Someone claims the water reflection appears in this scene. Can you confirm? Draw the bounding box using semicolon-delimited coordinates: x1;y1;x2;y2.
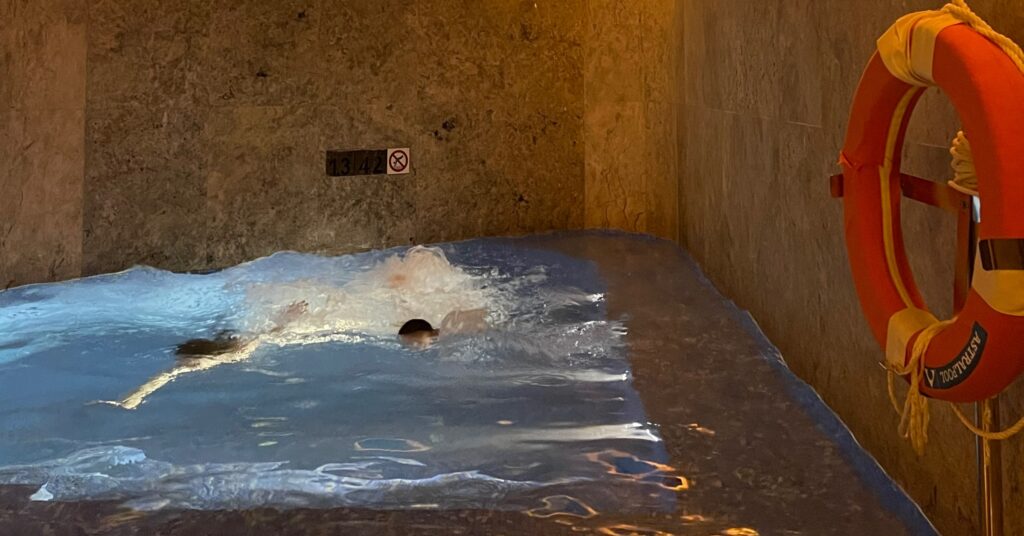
524;495;599;519
353;438;431;453
585;449;689;491
596;524;674;536
685;423;716;437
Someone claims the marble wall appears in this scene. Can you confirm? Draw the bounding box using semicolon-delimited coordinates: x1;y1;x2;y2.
1;0;681;286
583;0;680;240
81;0;589;275
679;1;1024;534
0;1;85;288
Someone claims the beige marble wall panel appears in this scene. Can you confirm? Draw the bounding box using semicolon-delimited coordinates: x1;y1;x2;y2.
318;0;419;107
202;105;322;266
0;0;84;23
641;0;678;105
0;110;83;288
81;1;204;275
584;0;644;105
189;1;320;107
82;105;205;274
680;1;1024;534
72;0;591;276
1;1;86;111
778;0;823;126
584;101;647;231
87;0;189;108
4;0;673;282
406;101;584;246
643;99;678;239
0;1;85;288
584;0;679;239
409;0;586;242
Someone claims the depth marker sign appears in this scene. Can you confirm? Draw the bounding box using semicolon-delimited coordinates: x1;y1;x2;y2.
326;148;412;177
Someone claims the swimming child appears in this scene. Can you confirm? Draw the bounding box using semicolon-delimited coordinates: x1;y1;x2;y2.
398;319;439;348
100;247;491;409
99;301;309;410
398;308;489;349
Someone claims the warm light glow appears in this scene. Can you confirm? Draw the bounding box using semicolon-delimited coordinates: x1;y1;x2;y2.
721;529;760;536
524;495;598;519
686;422;716;436
596;524;673;536
584;449;690;490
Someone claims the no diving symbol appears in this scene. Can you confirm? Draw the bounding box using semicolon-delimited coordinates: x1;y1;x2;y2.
387;148;410;175
389;151;407;171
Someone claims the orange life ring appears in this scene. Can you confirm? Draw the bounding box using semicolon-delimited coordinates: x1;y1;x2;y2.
840;14;1024;403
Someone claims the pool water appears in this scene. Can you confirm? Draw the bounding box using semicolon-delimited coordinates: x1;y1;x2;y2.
0;240;678;514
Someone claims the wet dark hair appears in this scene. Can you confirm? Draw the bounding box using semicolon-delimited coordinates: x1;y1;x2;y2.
176;330;240;358
399;319;434;335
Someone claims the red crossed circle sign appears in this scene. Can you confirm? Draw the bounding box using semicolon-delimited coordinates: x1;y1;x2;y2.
389;149;409;173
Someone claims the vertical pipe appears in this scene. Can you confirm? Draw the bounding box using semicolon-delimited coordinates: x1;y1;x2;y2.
977;398;1003;536
959;199;1002;536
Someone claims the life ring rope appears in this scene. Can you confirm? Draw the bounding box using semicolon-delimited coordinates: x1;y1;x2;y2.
880;0;1024;453
943;0;1024;73
942;0;1024;197
948;131;977;196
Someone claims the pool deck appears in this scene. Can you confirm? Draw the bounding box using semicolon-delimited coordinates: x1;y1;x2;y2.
0;231;936;535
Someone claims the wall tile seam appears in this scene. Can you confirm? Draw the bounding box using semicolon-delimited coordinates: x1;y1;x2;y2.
7;102;90;111
637;6;654;224
688;102;832;129
71;0;90;282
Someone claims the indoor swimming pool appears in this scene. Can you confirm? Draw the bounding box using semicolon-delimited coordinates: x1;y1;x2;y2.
0;232;937;535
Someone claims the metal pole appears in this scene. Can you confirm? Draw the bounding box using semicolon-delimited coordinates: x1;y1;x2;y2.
977;398;1003;536
829;171;1007;534
960;198;1003;536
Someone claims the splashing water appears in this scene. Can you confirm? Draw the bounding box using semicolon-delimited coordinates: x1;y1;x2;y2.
239;246;502;342
0;240;677;513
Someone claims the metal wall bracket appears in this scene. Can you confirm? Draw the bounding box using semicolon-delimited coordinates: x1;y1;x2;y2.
829;174;844;198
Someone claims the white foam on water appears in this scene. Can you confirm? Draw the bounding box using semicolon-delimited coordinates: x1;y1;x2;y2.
240;246;502;340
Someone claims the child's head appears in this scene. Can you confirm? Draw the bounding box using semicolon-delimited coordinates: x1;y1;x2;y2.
398;319;439;348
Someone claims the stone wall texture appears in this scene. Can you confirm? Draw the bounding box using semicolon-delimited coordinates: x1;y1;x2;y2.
1;1;86;288
583;0;680;240
81;0;589;276
679;1;1024;535
2;0;680;286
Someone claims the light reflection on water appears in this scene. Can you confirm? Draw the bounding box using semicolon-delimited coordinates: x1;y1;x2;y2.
0;241;684;517
596;524;675;536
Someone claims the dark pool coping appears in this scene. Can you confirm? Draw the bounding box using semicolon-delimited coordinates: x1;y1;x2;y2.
661;234;939;536
488;229;940;535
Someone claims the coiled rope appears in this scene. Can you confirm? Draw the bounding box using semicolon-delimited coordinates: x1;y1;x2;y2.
948;130;977;196
886;0;1024;455
941;0;1024;197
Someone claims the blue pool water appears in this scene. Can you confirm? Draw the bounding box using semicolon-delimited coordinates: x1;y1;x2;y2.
0;240;677;513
